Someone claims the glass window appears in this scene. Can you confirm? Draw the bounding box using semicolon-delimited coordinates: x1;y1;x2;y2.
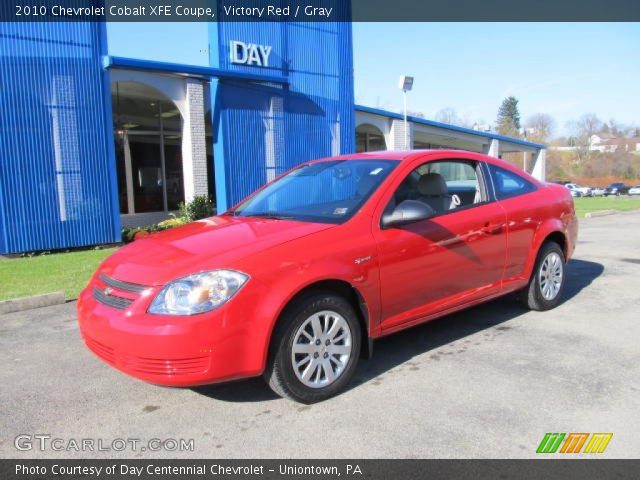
231;160;398;224
385;160;484;217
489;164;537;200
111;81;186;214
356;124;387;153
164;135;185;211
129;135;164;213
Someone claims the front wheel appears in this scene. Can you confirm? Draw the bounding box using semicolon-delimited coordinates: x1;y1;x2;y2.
264;293;361;403
520;242;566;311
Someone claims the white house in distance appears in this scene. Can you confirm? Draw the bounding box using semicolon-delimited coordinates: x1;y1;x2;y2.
589;134;640;153
550;134;640;153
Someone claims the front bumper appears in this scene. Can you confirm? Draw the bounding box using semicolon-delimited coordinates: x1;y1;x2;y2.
77;274;272;387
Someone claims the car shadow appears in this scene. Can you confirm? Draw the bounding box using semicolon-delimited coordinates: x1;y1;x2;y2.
192;258;603;403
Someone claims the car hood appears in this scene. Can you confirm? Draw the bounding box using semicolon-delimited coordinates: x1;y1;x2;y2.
99;216;335;286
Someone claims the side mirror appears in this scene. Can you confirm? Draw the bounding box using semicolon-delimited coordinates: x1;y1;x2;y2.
381;200;435;228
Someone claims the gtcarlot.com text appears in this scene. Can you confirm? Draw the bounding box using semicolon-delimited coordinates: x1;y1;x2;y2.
14;434;194;453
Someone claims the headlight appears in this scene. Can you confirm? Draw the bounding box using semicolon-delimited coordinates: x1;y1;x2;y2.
148;270;249;315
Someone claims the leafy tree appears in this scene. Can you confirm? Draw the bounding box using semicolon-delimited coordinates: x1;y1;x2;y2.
496;96;521;137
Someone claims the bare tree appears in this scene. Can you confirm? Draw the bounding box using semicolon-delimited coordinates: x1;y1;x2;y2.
435;107;460;126
525;113;555;142
566;113;603;167
576;113;603;138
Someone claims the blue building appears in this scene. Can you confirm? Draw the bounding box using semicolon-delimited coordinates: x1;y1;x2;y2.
0;13;545;255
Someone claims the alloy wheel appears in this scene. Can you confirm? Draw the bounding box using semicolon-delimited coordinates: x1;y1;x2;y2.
290;310;352;389
539;252;563;300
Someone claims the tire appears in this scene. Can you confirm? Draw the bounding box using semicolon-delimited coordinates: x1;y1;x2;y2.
520;242;566;311
264;292;361;403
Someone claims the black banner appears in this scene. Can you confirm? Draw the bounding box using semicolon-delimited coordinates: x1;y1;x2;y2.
2;460;639;480
1;0;640;22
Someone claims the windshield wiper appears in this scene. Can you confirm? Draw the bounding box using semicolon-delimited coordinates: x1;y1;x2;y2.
239;212;293;220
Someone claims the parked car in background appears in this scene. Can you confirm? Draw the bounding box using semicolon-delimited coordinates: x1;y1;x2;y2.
591;186;606;196
604;182;630;196
565;183;592;197
628;185;640;196
78;150;578;403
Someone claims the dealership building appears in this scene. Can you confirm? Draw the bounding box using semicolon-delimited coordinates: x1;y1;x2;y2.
0;16;546;254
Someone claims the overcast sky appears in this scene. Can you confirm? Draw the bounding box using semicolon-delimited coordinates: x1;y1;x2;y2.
108;22;640;136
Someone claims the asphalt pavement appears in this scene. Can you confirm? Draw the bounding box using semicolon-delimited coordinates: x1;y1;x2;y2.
1;212;639;458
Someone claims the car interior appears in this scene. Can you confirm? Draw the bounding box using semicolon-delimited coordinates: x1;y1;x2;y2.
384;160;485;218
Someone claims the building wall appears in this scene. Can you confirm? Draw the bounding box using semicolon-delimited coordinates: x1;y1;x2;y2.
0;22;119;254
210;14;355;210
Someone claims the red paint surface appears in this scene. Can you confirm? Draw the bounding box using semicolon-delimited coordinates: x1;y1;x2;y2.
77;151;577;386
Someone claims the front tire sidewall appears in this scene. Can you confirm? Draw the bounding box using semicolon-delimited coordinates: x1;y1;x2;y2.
268;294;361;403
526;242;566;311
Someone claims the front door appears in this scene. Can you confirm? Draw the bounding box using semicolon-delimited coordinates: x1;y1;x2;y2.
373;158;507;331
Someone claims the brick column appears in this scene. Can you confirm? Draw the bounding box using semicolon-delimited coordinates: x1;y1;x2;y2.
390;118;413;150
181;78;208;203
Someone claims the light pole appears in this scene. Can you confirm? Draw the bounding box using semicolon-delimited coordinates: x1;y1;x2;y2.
398;75;414;149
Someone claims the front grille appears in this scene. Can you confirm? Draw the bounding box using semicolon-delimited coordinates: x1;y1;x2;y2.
99;274;148;294
92;287;133;310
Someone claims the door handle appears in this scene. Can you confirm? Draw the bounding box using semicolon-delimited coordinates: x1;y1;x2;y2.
481;222;502;235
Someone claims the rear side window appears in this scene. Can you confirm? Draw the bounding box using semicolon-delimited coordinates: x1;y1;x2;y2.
489;165;537;200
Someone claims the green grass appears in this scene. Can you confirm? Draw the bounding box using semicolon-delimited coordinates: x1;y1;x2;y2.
573;196;640;218
0;248;117;302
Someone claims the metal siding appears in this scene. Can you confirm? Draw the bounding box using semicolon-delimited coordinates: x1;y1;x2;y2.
211;3;355;209
0;22;119;254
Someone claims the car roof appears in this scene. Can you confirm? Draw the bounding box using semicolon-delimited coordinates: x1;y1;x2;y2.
310;149;497;163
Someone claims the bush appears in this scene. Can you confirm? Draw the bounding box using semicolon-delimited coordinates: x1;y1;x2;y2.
120;196;215;243
179;195;215;221
157;216;187;229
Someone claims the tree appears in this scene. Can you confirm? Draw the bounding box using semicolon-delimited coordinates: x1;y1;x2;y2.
575;113;602;138
525;113;555;143
435;107;460;125
496;96;521;137
566;113;603;167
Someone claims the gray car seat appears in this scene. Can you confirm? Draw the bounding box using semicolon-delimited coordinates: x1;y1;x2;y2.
417;173;455;213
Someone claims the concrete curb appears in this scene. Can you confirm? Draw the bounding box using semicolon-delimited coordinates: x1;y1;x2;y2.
585;210;618;218
0;291;66;315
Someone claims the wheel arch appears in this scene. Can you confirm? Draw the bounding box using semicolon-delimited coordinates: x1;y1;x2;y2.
524;226;569;282
265;279;373;366
543;230;568;259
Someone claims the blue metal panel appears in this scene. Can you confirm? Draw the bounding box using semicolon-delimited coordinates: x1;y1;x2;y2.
210;2;355;210
0;22;119;254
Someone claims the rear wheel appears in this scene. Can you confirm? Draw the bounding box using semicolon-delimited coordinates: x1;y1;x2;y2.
264;293;361;403
520;242;566;311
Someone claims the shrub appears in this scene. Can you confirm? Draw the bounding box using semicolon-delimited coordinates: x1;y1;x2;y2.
157;216;187;229
120;196;215;243
179;195;215;222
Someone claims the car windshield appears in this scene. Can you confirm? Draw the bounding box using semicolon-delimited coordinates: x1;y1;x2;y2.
229;160;398;224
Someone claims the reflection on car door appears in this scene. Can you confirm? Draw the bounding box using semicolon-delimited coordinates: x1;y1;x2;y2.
374;159;507;332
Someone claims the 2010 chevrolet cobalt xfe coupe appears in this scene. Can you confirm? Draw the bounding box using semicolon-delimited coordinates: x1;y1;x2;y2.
78;151;578;403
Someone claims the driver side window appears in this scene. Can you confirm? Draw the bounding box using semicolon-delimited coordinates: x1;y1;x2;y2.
385;159;486;218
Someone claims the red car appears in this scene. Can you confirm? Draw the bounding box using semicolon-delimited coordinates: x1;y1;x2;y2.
78;151;578;403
